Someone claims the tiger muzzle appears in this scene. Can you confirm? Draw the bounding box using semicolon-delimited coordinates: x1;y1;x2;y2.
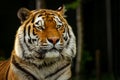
47;37;60;45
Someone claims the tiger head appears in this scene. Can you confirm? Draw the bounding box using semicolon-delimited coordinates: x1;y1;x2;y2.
14;6;76;62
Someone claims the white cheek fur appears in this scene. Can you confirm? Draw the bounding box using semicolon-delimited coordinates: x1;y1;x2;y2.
15;37;23;58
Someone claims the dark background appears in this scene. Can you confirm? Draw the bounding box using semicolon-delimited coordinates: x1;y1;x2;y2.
0;0;119;79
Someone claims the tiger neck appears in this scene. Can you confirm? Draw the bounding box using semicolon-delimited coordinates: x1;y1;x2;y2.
11;52;71;69
10;51;71;80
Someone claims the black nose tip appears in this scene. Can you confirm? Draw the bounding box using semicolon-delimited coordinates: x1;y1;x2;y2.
47;37;60;44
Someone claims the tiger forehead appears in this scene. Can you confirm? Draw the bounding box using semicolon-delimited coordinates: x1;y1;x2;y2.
32;10;58;23
34;9;58;17
33;10;63;22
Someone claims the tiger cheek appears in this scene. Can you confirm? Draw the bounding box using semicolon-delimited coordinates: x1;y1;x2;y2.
34;30;42;42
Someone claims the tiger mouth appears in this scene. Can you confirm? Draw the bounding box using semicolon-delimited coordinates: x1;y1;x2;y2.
48;47;63;52
34;47;63;59
36;47;62;54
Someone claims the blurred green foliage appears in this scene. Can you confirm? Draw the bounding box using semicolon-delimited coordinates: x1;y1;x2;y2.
0;56;5;61
65;0;80;9
89;74;115;80
80;50;93;72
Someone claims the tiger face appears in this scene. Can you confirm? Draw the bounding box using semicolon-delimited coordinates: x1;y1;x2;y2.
15;6;76;63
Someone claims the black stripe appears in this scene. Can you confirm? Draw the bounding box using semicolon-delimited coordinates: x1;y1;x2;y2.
71;49;74;55
23;26;26;43
67;28;71;39
66;39;70;49
32;28;37;36
65;27;71;48
54;69;66;80
12;56;38;80
55;71;71;80
31;17;35;23
64;35;68;41
55;17;62;23
38;14;42;17
28;26;30;37
45;63;70;79
28;26;32;44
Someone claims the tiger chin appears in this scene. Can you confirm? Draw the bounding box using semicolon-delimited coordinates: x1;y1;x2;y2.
0;6;76;80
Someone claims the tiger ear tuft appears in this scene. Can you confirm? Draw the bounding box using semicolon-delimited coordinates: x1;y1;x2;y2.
57;5;66;16
17;8;30;23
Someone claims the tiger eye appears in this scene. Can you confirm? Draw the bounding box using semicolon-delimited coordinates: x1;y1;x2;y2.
57;25;62;29
36;26;45;31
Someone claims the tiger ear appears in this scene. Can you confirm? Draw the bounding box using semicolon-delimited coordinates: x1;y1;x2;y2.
17;8;30;23
57;5;66;16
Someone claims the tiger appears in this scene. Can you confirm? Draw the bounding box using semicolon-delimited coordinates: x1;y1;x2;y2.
0;6;76;80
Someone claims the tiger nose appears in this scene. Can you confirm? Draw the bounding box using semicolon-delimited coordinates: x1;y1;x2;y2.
47;37;60;44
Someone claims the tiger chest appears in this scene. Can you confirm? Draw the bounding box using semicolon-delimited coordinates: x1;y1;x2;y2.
11;60;71;80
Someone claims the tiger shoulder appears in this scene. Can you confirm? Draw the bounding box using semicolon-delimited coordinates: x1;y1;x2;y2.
0;6;76;80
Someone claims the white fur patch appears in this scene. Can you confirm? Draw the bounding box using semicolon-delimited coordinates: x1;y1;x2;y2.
45;51;60;58
34;17;44;27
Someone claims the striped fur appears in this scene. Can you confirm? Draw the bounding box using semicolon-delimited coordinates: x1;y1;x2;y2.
0;6;76;80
